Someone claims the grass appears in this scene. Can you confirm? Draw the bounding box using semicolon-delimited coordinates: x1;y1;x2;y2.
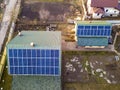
64;83;120;90
0;66;12;90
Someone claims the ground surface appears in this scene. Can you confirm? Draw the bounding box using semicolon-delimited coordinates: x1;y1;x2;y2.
20;1;76;22
115;35;120;52
0;67;12;90
62;51;120;83
16;0;83;30
64;83;120;90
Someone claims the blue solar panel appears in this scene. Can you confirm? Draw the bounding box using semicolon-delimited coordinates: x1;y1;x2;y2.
8;49;60;75
77;25;111;36
23;58;28;66
10;67;14;74
23;49;26;57
19;67;23;74
18;49;22;57
15;67;18;74
9;49;13;57
37;67;41;74
28;67;32;74
13;49;17;57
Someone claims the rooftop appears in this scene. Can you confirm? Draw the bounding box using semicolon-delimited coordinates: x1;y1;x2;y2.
7;31;61;49
76;21;111;26
12;76;61;90
91;0;118;7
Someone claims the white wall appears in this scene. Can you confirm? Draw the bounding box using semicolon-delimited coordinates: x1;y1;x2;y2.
92;13;103;19
104;8;120;17
87;0;92;14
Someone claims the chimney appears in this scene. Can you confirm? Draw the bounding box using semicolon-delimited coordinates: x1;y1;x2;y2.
30;42;35;47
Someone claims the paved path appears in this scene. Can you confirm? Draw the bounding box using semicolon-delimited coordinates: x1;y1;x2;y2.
0;0;17;52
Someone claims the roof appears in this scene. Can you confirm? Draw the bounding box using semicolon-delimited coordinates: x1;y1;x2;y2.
7;31;61;49
116;3;120;10
91;0;118;7
93;7;104;14
12;76;61;90
77;37;108;46
76;21;111;26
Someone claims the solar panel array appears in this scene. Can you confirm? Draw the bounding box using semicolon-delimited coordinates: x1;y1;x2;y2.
8;49;60;75
77;25;111;36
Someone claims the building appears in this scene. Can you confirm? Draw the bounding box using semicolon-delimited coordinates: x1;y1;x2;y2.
75;21;112;47
7;31;61;90
87;0;120;19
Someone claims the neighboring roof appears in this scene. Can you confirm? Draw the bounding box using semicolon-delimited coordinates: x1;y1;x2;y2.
91;0;118;7
116;3;120;10
12;76;61;90
7;31;61;49
77;37;108;46
76;21;111;26
93;7;104;14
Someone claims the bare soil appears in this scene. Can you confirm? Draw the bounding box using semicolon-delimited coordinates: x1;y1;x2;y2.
62;51;120;84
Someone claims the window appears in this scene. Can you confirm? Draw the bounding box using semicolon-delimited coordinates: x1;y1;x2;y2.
97;13;100;16
106;9;108;12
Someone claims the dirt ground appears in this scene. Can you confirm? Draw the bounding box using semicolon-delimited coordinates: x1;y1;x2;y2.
62;51;120;84
15;0;83;30
19;1;82;22
115;35;120;52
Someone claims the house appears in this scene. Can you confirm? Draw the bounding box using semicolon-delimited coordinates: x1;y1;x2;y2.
75;21;112;47
87;0;120;19
6;31;61;89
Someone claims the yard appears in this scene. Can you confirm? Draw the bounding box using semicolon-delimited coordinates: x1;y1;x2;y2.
64;83;120;90
62;51;120;84
62;51;120;89
15;0;83;30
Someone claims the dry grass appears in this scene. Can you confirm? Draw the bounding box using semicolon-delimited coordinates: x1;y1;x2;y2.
0;67;12;90
25;0;64;2
64;83;120;90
